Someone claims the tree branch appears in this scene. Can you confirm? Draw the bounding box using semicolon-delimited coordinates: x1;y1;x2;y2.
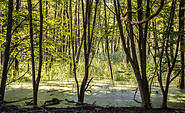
85;77;93;90
169;68;182;84
121;0;164;25
6;71;29;86
105;2;116;15
133;87;142;103
122;4;143;17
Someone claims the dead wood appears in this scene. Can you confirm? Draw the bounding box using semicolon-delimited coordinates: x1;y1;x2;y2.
65;98;100;107
41;98;63;107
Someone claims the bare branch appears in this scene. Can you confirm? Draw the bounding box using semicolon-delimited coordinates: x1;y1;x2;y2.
121;0;164;25
133;87;142;103
85;77;93;90
105;3;116;15
169;68;182;84
122;4;143;17
11;1;40;36
6;71;29;86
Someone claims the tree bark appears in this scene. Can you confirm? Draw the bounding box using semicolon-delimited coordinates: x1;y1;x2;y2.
34;0;43;106
14;0;20;78
27;0;37;105
103;0;113;83
0;0;13;101
78;0;99;103
114;0;151;108
179;0;184;89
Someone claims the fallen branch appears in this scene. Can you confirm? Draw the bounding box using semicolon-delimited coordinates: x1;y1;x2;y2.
46;90;58;93
65;99;77;103
25;100;33;106
41;98;63;107
65;99;99;107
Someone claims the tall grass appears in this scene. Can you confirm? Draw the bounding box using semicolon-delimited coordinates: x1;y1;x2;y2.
2;49;164;86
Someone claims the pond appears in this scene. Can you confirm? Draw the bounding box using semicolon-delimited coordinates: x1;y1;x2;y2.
4;78;185;109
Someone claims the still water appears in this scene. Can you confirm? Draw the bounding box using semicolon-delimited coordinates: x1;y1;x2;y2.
5;79;185;109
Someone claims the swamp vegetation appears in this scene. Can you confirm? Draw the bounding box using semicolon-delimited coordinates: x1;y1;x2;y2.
0;0;185;111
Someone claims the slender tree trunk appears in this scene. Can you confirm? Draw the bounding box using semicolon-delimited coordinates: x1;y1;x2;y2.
70;0;79;99
14;0;20;77
140;0;151;108
27;0;37;105
77;0;80;47
0;48;2;66
74;0;78;55
45;0;49;77
34;0;43;106
103;0;113;83
1;24;5;66
162;0;176;108
78;0;99;103
114;0;151;108
162;81;168;109
0;0;13;101
179;0;184;89
78;0;90;103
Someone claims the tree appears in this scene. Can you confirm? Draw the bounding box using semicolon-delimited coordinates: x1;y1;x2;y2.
74;0;99;103
27;0;43;105
35;0;43;105
103;0;113;83
179;0;184;89
0;0;13;101
13;0;20;78
149;0;183;108
27;0;37;105
113;0;164;108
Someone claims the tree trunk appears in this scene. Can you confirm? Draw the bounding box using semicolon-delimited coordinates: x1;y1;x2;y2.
162;91;168;108
78;0;89;103
27;0;37;105
70;0;79;100
103;0;113;83
35;0;43;105
114;0;151;108
14;0;20;78
78;0;99;103
0;0;13;101
179;0;184;89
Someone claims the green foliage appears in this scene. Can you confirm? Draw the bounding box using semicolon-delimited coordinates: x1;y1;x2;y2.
0;0;184;108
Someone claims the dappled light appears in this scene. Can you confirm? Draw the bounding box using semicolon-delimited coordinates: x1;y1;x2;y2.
4;79;185;109
0;0;184;112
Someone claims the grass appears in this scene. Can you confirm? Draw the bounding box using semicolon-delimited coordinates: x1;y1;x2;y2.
1;49;180;87
0;50;139;84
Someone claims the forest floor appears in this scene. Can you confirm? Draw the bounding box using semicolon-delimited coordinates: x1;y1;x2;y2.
0;104;185;113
